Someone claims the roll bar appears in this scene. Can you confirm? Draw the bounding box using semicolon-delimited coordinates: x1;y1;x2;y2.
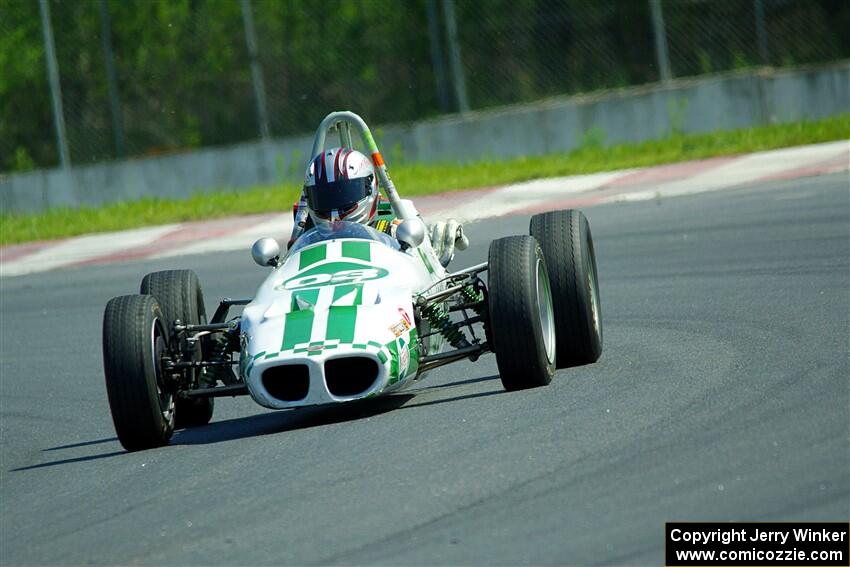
308;111;409;219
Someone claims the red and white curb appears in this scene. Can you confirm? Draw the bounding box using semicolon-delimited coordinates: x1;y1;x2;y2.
1;140;846;278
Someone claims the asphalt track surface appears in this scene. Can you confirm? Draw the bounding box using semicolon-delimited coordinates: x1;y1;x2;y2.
1;173;847;565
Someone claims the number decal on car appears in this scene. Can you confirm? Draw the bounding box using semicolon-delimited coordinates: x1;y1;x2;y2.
278;262;389;290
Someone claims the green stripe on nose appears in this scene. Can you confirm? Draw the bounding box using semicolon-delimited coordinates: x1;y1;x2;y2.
299;243;327;269
291;288;321;311
386;340;400;383
341;241;370;262
282;310;314;351
325;306;358;344
332;283;363;305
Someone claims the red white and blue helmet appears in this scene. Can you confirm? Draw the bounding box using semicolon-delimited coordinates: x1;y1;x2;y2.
304;147;379;227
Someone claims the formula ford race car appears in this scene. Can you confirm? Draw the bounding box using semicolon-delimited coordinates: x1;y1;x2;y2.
102;111;603;451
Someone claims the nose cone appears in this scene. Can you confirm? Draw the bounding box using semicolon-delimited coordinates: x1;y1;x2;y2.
241;300;420;409
240;238;427;409
242;322;420;409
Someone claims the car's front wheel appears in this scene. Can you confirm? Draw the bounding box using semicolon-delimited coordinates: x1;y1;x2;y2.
102;295;175;451
140;269;214;428
487;235;556;391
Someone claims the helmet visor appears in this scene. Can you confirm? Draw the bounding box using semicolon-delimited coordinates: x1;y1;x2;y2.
306;177;372;218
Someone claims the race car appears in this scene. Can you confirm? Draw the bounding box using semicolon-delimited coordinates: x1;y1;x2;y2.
102;111;603;451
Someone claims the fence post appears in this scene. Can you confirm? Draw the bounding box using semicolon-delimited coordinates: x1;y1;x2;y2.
240;0;271;140
442;0;470;114
39;0;70;169
426;0;450;113
754;0;769;65
649;0;672;84
99;0;125;157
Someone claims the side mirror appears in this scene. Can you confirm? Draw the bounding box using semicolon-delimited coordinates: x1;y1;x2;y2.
396;219;425;250
251;238;281;267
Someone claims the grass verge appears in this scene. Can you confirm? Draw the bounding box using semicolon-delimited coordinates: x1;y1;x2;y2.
2;115;848;246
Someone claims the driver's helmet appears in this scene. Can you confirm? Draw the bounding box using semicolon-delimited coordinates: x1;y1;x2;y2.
304;147;379;227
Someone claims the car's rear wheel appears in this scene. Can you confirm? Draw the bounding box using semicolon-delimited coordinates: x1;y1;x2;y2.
103;295;175;451
529;209;602;368
487;235;556;391
140;270;214;428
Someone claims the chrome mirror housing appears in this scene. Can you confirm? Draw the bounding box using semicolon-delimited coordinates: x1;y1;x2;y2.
396;219;425;250
251;238;281;267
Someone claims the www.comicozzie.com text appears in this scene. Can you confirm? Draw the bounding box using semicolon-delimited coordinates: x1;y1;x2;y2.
669;527;847;546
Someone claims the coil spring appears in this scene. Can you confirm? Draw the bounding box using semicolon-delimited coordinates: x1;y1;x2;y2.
421;303;470;349
204;331;238;385
461;285;485;315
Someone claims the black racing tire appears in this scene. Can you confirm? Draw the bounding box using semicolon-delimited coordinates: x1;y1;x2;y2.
103;295;175;451
487;235;557;391
529;209;603;368
140;270;214;428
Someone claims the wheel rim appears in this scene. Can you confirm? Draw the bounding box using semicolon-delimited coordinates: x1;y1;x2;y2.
535;258;556;363
151;319;174;422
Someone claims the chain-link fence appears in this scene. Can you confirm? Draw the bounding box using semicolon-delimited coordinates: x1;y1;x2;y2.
2;0;848;173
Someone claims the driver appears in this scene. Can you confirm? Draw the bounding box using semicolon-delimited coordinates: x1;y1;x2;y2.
287;147;467;266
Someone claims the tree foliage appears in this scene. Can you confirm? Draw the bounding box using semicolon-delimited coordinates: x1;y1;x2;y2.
1;0;847;173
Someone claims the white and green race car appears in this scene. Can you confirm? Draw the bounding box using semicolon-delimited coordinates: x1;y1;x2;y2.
102;111;603;451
